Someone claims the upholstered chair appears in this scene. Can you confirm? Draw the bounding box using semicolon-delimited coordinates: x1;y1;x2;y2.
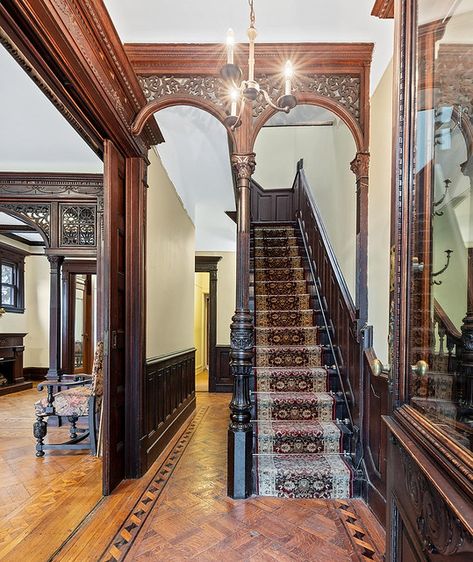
33;341;104;457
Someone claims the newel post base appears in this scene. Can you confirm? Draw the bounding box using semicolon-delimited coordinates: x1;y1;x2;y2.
227;310;254;499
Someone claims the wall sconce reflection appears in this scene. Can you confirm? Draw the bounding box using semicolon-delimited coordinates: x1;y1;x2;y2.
432;249;453;285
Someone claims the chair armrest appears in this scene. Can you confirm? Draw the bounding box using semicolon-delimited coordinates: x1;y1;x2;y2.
37;380;91;392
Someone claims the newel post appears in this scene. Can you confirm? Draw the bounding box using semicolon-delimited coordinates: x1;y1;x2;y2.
350;151;370;330
227;152;256;499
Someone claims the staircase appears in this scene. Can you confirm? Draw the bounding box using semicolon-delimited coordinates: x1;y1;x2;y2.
251;223;355;498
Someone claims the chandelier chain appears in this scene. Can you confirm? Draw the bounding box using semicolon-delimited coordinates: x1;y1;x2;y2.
248;0;256;27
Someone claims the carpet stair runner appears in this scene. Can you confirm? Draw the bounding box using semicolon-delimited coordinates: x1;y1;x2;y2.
252;224;354;499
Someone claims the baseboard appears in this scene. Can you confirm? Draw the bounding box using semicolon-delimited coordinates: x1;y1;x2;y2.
24;367;48;381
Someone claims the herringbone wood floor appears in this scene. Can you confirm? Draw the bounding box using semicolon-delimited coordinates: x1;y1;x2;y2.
58;393;384;561
0;385;102;561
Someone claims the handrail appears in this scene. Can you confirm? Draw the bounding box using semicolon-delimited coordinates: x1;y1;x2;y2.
434;298;462;342
297;212;355;429
298;166;356;320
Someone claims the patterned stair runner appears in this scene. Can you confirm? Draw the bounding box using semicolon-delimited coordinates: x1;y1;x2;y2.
253;225;353;499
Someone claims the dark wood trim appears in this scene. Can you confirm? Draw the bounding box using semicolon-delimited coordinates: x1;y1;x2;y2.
0;172;103;199
126;157;147;478
61;260;96;375
0;242;26;313
144;349;196;471
371;0;394;19
215;345;232;393
250;178;295;223
195;256;222;393
23;366;48;381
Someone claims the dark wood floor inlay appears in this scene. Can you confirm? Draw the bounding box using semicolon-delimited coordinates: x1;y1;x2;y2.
100;406;209;561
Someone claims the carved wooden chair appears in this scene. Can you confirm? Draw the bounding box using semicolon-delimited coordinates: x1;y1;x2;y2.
33;341;103;457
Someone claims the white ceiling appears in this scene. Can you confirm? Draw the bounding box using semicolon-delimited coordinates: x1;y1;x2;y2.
0;47;102;173
104;0;394;91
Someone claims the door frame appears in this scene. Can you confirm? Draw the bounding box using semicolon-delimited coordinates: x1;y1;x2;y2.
195;256;221;392
62;260;97;375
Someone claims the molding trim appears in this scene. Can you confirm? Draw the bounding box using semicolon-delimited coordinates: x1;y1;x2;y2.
0;172;103;199
371;0;394;19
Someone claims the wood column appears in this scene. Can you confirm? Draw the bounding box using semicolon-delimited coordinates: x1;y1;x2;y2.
350;151;370;329
227;152;255;499
47;255;64;381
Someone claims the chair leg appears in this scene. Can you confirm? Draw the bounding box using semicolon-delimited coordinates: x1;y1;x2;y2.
68;416;78;439
33;416;47;457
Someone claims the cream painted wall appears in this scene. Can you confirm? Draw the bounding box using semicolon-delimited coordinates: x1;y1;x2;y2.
368;59;393;363
195;251;235;346
0;236;50;367
146;149;195;359
194;272;209;374
254;119;357;298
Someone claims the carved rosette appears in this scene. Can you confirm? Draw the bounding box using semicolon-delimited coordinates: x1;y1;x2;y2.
231;153;256;181
400;446;473;556
350;152;370;181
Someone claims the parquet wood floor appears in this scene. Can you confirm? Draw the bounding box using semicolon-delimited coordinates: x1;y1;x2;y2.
57;393;385;562
0;385;102;562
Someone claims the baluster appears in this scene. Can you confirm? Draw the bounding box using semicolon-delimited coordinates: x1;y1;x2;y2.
228;153;255;499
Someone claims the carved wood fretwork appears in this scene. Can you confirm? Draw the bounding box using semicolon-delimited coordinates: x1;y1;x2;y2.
371;0;394;19
0;172;102;253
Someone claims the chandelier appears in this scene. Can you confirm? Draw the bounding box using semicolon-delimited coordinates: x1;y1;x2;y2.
220;0;297;129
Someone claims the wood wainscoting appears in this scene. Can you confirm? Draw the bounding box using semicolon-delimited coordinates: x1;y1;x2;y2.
143;349;196;470
214;345;232;393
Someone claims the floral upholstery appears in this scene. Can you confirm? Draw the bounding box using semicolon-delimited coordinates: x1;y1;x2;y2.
35;385;92;416
35;341;104;417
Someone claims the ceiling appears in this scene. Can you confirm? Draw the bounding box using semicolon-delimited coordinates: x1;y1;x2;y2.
0;212;44;246
104;0;394;92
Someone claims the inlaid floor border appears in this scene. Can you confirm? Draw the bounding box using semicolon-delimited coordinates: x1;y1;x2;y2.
335;500;382;561
99;405;209;562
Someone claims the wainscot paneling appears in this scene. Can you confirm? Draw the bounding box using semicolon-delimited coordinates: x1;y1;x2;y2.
214;345;232;393
143;349;196;470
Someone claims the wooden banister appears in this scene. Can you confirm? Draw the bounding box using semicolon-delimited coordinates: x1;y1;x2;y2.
434;299;462;341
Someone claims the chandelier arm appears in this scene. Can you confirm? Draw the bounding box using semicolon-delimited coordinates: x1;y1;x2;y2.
261;88;290;113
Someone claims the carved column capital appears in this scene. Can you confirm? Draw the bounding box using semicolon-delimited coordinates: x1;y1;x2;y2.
47;254;64;268
350;151;370;180
231;153;256;180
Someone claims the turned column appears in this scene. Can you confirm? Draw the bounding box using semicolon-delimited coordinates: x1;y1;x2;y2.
227;152;255;499
350;151;370;329
47;254;64;381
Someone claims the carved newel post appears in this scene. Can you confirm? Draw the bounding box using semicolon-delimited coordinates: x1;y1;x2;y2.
228;153;256;499
350;151;370;329
47;254;64;381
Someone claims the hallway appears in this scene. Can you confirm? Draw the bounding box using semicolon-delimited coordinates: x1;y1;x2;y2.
56;393;384;561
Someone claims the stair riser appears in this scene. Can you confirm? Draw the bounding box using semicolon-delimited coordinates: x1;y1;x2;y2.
256;371;328;393
253;247;301;258
256;349;322;369
255;257;303;269
255;281;307;295
255;328;318;347
257;399;334;422
257;435;341;455
255;269;306;282
253;237;299;247
256;310;315;327
256;295;311;310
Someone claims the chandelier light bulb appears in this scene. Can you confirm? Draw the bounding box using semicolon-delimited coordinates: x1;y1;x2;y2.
226;28;235;64
284;60;293;96
230;88;239;116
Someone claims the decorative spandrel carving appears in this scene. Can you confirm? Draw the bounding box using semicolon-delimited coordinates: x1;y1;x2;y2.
399;446;473;557
436;44;473;119
138;73;361;124
0;203;51;239
254;74;361;121
139;75;227;108
60;205;96;246
350;152;370;180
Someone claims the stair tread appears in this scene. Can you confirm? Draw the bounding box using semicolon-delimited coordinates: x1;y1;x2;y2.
255;420;341;432
254;391;333;400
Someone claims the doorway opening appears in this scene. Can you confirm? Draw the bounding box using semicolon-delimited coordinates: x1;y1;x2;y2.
194;271;210;391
